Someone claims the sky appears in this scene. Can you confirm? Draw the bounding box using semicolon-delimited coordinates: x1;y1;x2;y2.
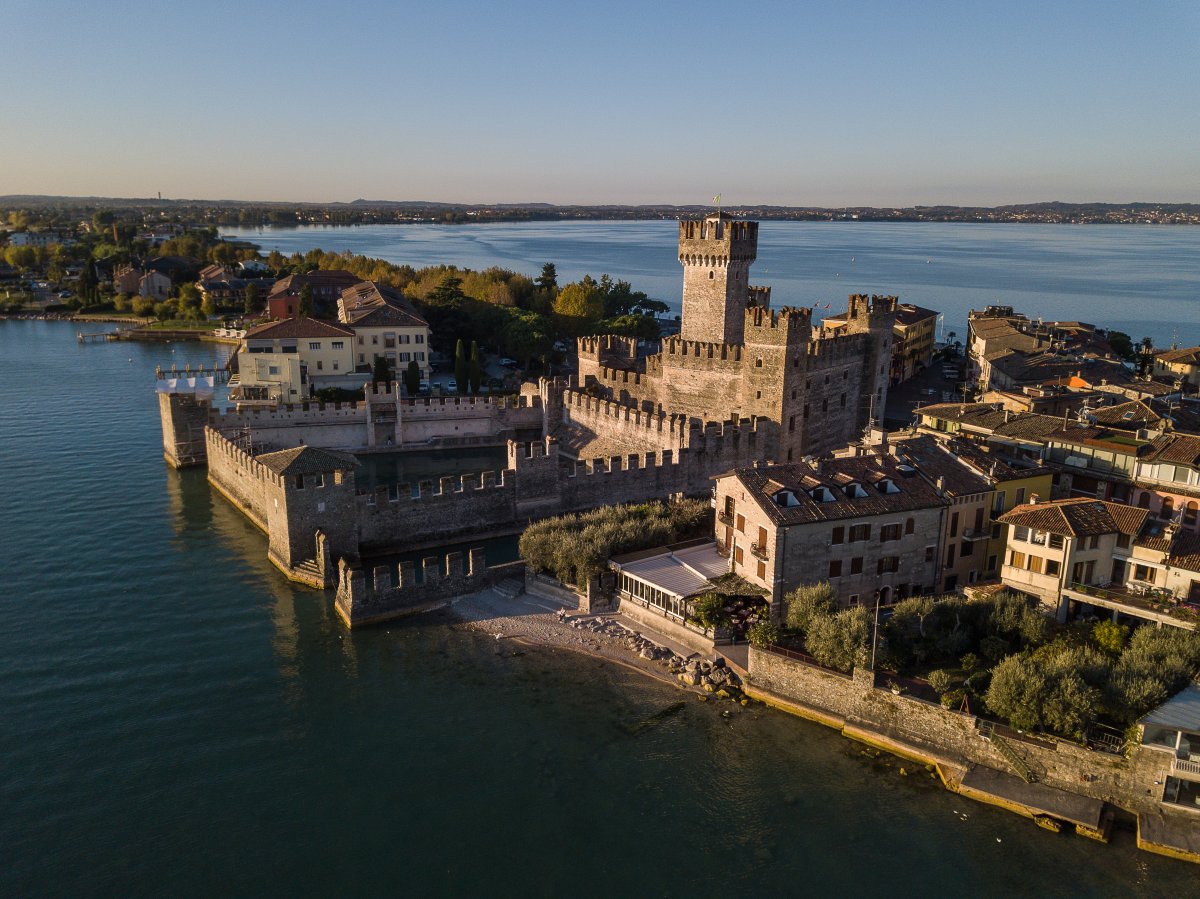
2;0;1198;206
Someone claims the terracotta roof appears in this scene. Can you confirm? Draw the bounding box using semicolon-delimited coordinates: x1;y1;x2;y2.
244;317;354;339
257;445;357;476
1155;346;1200;366
268;270;360;298
889;435;992;497
893;303;938;327
1087;400;1162;429
998;498;1148;538
339;281;428;328
991;414;1065;441
727;456;947;527
1148;435;1200;467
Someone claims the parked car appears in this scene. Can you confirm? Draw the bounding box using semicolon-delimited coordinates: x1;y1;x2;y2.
447;378;458;391
499;357;518;368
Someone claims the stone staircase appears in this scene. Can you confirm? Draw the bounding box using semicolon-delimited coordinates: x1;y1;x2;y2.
493;578;525;599
290;558;326;587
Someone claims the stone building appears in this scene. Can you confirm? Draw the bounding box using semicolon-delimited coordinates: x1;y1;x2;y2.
574;213;896;461
824;301;938;384
713;454;946;613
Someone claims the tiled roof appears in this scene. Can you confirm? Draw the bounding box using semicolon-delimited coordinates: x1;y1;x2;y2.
244;317;354;339
991;414;1065;441
998;498;1148;538
889;435;992;497
1087;400;1162;428
729;455;947;527
894;303;938;327
257;445;358;476
340;281;428;328
1156;346;1200;366
1148;435;1200;467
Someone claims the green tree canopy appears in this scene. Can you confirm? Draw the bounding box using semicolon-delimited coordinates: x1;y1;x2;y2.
404;359;421;395
298;284;314;318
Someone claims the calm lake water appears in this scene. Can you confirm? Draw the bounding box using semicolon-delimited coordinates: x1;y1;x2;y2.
1;319;1195;895
222;221;1200;347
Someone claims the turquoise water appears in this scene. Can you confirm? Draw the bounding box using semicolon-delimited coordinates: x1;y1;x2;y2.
222;221;1200;347
1;320;1196;896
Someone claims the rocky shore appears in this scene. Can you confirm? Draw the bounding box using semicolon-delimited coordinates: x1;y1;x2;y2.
446;587;749;705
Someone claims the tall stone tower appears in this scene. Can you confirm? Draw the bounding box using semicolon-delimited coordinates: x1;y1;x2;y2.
678;214;759;345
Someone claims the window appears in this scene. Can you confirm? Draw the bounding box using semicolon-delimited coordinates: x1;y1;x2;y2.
399;334;411;344
357;337;364;346
1028;555;1044;574
877;556;899;574
1015;487;1026;505
831;526;845;545
1161;497;1175;520
416;352;425;361
757;526;767;547
1014;526;1030;542
317;361;323;371
332;362;339;371
840;393;846;408
950;512;960;538
268;365;279;375
1010;550;1026;569
1133;564;1155;583
822;399;828;412
1046;560;1060;576
309;342;321;350
736;514;745;533
756;560;766;579
313;474;324;488
849;523;871;542
734;546;744;564
987;554;998;573
850;556;863;574
332;341;344;349
1049;534;1064;549
415;334;424;344
993;491;1005;514
400;352;411;362
905;518;915;535
372;335;379;345
946;545;956;566
294;475;304;489
828;560;842;578
925;546;935;563
803;404;810;419
789;416;795;433
1186;502;1199;527
961;539;974;558
880;523;902;542
848;594;860;606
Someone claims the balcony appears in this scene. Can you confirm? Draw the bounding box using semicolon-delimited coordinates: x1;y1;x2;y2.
1063;581;1198;631
750;542;769;561
961;528;990;541
717;511;734;526
1172;757;1200;783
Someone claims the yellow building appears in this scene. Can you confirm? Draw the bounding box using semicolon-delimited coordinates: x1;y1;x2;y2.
232;318;355;405
338;281;433;381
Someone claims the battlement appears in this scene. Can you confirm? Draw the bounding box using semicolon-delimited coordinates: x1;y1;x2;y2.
335;549;524;627
577;334;638;361
660;336;744;362
748;285;772;309
744;305;813;339
807;329;873;363
847;293;899;322
205;427;283;487
562;389;689;440
678;217;758;244
358;468;513;507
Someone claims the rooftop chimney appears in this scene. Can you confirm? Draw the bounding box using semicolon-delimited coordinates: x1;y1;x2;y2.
1029;494;1040;504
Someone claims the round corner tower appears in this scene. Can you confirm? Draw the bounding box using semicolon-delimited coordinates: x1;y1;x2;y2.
678;214;758;346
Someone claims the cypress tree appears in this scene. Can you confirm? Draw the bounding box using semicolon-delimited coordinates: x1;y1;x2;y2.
454;338;467;394
468;340;482;393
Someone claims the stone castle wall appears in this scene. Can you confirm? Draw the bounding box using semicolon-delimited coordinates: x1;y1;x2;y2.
204;427;280;530
335;549;526;627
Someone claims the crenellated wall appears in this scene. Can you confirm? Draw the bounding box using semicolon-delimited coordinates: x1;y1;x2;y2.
335;549;526;627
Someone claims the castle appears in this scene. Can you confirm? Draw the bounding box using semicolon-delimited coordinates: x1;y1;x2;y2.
159;214;897;622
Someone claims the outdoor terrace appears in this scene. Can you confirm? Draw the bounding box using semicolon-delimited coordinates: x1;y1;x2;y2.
1063;581;1199;630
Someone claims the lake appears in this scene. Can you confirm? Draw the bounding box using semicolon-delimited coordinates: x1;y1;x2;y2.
222;221;1200;347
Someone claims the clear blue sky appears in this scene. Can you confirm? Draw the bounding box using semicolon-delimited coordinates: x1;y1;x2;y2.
2;0;1197;205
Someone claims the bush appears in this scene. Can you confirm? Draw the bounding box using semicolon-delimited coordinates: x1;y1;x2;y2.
927;669;956;695
691;593;731;630
941;688;966;710
519;498;711;588
747;619;780;648
960;652;981;673
1092;620;1129;656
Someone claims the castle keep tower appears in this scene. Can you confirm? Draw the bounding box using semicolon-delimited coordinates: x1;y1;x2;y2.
678;214;759;345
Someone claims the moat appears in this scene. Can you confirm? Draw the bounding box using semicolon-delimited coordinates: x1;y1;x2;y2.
4;322;1198;895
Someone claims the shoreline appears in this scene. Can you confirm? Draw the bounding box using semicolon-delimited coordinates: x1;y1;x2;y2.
429;585;1200;866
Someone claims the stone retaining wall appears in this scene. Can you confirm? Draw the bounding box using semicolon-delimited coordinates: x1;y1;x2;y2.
748;646;1164;815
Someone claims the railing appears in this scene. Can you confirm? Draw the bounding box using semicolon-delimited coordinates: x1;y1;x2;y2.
961;528;990;541
1172;757;1200;780
717;511;734;526
760;644;853;679
750;542;768;560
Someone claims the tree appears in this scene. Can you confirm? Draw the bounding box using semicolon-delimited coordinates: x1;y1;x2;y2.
805;607;869;672
985;655;1049;731
553;278;604;337
454;338;467;393
244;283;260;316
428;274;466;305
298;284;314;318
502;309;554;368
748;619;781;648
535;262;557;293
372;356;391;385
76;262;99;304
784;582;837;633
1092;620;1129;656
468;340;482;393
404;359;421;395
1107;330;1135;361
